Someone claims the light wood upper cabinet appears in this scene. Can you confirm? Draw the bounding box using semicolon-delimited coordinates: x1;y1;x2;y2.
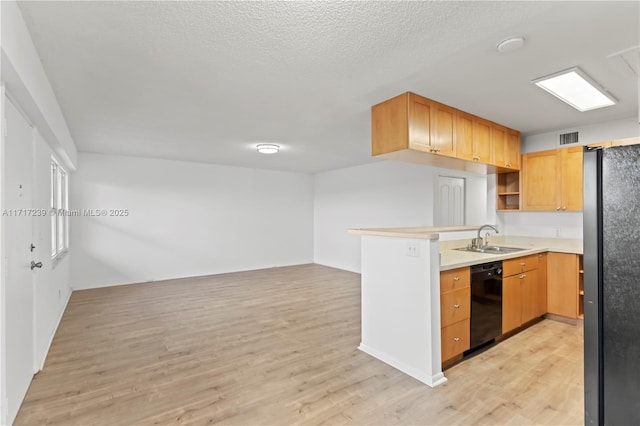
506;130;521;170
455;111;474;161
522;146;583;211
491;124;507;167
457;112;493;164
560;146;583;211
407;94;432;152
371;92;520;170
589;137;640;148
522;149;560;211
473;118;492;164
492;125;521;170
430;103;457;157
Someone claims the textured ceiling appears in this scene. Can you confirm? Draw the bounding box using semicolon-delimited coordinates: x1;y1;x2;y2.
17;1;640;173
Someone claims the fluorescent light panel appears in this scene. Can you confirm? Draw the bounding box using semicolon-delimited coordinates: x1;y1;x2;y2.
532;67;616;112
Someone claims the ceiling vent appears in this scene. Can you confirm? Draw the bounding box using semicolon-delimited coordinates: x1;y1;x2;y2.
559;131;580;145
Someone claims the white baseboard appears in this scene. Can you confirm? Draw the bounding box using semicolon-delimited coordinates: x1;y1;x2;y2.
37;288;72;371
358;343;447;388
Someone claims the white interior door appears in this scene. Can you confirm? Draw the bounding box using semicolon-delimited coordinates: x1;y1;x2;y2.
4;96;36;424
435;176;465;226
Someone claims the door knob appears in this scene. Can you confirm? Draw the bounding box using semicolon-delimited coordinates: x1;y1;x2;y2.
30;261;43;270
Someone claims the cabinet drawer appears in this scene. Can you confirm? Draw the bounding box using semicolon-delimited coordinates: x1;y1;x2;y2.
441;287;471;327
441;318;470;361
440;267;470;293
503;254;539;276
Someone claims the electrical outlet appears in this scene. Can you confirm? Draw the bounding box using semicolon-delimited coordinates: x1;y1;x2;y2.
406;242;420;257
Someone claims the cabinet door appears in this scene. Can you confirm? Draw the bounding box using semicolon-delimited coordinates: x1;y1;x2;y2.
506;130;521;170
522;149;560;211
407;94;432;152
441;287;471;328
536;253;548;317
547;253;578;318
473;119;492;163
441;318;470;361
440;267;470;293
456;112;474;161
521;269;539;324
491;124;507;167
560;146;583;211
502;275;522;333
431;102;456;157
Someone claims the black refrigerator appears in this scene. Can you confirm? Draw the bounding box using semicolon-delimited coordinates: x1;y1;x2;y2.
583;144;640;425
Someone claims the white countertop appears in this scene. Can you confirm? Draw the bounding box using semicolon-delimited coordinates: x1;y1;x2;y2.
347;225;482;240
439;236;583;271
347;226;583;270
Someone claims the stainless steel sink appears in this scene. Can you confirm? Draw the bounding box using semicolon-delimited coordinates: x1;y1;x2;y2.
454;246;527;254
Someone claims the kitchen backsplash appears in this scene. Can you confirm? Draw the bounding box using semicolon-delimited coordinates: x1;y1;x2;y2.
497;211;583;239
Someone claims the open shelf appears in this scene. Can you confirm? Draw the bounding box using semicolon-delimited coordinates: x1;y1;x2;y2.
496;171;520;211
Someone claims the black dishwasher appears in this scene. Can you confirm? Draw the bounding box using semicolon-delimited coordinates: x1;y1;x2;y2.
468;261;503;351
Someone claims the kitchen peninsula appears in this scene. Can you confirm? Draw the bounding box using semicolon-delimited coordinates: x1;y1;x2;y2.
348;225;582;387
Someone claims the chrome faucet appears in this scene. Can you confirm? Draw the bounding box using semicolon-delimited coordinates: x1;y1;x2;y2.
475;224;499;248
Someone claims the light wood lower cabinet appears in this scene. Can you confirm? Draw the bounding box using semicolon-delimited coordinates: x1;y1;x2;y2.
441;287;471;327
441;318;471;362
547;252;579;318
440;267;470;362
536;252;548;317
502;256;541;334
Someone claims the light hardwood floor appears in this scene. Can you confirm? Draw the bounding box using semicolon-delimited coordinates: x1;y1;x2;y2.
16;264;583;425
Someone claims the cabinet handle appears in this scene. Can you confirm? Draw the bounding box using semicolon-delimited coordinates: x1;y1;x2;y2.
562;206;567;211
473;156;479;161
454;304;461;309
453;337;460;342
520;274;526;279
556;207;561;211
453;276;460;282
520;262;525;266
506;162;511;167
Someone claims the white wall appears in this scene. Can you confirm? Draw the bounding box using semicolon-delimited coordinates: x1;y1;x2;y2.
70;153;314;289
313;160;489;273
498;211;583;239
33;131;71;369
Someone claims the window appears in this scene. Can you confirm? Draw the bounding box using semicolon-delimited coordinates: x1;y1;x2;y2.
51;159;69;259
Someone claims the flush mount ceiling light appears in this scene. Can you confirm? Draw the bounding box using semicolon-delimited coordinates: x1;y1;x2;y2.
531;67;617;112
256;143;280;154
496;36;525;53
